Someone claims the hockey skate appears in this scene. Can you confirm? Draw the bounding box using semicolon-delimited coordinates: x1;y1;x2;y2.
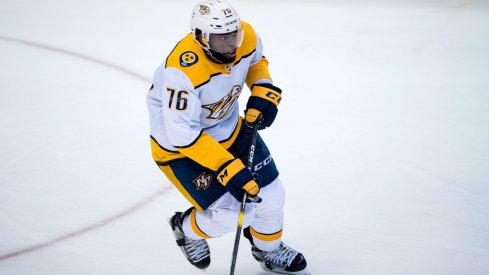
168;211;210;270
251;242;310;275
243;227;309;274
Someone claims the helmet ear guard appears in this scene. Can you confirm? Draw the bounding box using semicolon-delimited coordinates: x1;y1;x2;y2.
194;28;210;50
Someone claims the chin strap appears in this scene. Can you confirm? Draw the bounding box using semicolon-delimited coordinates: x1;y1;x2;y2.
203;50;224;64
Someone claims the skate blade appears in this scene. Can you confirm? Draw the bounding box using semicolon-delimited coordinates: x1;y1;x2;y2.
262;266;311;275
271;271;311;275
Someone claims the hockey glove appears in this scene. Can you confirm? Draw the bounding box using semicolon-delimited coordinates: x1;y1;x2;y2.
216;158;260;202
245;83;282;130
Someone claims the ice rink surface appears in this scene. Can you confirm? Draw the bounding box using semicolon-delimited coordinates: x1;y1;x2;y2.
1;0;489;274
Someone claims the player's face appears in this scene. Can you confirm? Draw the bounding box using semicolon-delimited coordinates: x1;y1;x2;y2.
208;27;243;58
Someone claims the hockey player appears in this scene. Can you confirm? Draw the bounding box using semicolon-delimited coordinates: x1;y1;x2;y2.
146;0;309;274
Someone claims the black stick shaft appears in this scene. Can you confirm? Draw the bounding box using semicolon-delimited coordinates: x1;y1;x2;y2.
229;117;261;275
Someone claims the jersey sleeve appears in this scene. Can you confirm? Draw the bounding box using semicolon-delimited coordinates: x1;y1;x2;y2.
153;67;234;171
245;33;272;88
155;67;201;147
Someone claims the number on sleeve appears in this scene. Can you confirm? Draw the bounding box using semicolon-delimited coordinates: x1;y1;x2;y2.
166;88;189;111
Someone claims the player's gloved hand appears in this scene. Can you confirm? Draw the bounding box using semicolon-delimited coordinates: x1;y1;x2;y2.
216;158;260;202
245;83;282;130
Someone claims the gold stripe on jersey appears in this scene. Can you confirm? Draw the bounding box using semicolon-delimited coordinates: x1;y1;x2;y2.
245;58;271;88
151;136;185;164
250;227;283;242
159;165;203;211
190;208;212;239
166;21;259;89
151;117;243;169
178;132;234;171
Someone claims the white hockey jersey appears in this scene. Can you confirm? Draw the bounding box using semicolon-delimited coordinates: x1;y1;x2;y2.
147;21;272;171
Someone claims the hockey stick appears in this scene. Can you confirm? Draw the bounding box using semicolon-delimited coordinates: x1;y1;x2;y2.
229;115;262;275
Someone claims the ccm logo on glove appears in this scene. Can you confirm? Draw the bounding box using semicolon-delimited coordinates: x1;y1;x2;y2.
245;83;282;129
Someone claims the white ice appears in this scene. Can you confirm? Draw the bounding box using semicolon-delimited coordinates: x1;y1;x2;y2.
1;0;489;274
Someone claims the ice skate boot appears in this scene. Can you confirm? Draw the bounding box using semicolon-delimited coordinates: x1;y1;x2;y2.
251;242;310;275
243;227;309;274
168;210;210;270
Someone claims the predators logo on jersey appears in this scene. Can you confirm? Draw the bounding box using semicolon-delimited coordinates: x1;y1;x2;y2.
180;51;198;67
202;85;242;120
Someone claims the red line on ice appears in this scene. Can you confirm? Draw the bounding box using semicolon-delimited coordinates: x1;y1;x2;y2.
0;34;152;83
0;187;172;261
0;34;168;261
